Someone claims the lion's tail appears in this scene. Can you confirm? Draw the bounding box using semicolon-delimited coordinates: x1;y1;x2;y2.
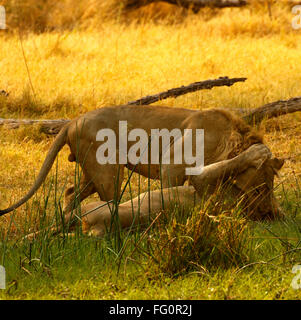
0;125;69;216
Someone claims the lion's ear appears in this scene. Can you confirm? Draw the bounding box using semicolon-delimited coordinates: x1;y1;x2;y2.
270;158;285;171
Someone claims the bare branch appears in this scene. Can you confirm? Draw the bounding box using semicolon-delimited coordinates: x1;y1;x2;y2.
243;96;301;125
122;0;301;10
128;76;247;105
159;0;247;9
0;118;69;135
122;0;247;11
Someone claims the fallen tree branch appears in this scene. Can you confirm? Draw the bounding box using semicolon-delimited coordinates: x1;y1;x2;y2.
158;0;247;9
122;0;301;10
121;0;301;12
243;96;301;125
0;118;70;135
122;0;247;11
128;76;247;105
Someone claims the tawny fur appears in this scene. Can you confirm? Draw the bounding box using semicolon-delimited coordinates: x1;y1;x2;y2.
0;106;276;220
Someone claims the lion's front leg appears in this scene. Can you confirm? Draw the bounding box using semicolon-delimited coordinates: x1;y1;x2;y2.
63;181;96;213
190;143;272;195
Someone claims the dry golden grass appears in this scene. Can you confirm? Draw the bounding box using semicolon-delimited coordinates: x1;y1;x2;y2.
0;2;300;233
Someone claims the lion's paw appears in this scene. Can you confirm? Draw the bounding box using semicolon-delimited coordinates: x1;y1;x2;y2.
242;144;272;169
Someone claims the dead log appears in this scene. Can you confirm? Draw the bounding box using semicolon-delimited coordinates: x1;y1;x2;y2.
128;76;247;105
157;0;247;9
0;118;70;135
243;96;301;125
122;0;301;10
122;0;247;11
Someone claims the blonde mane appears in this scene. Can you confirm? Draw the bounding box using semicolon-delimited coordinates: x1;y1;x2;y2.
217;109;264;159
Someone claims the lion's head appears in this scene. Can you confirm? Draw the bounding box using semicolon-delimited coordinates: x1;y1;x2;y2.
232;157;285;220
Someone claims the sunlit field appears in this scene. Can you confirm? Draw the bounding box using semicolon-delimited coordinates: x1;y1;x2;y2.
0;1;301;299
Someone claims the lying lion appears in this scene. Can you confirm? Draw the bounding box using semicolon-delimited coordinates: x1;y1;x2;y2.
25;143;283;239
81;143;284;237
0;105;284;221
